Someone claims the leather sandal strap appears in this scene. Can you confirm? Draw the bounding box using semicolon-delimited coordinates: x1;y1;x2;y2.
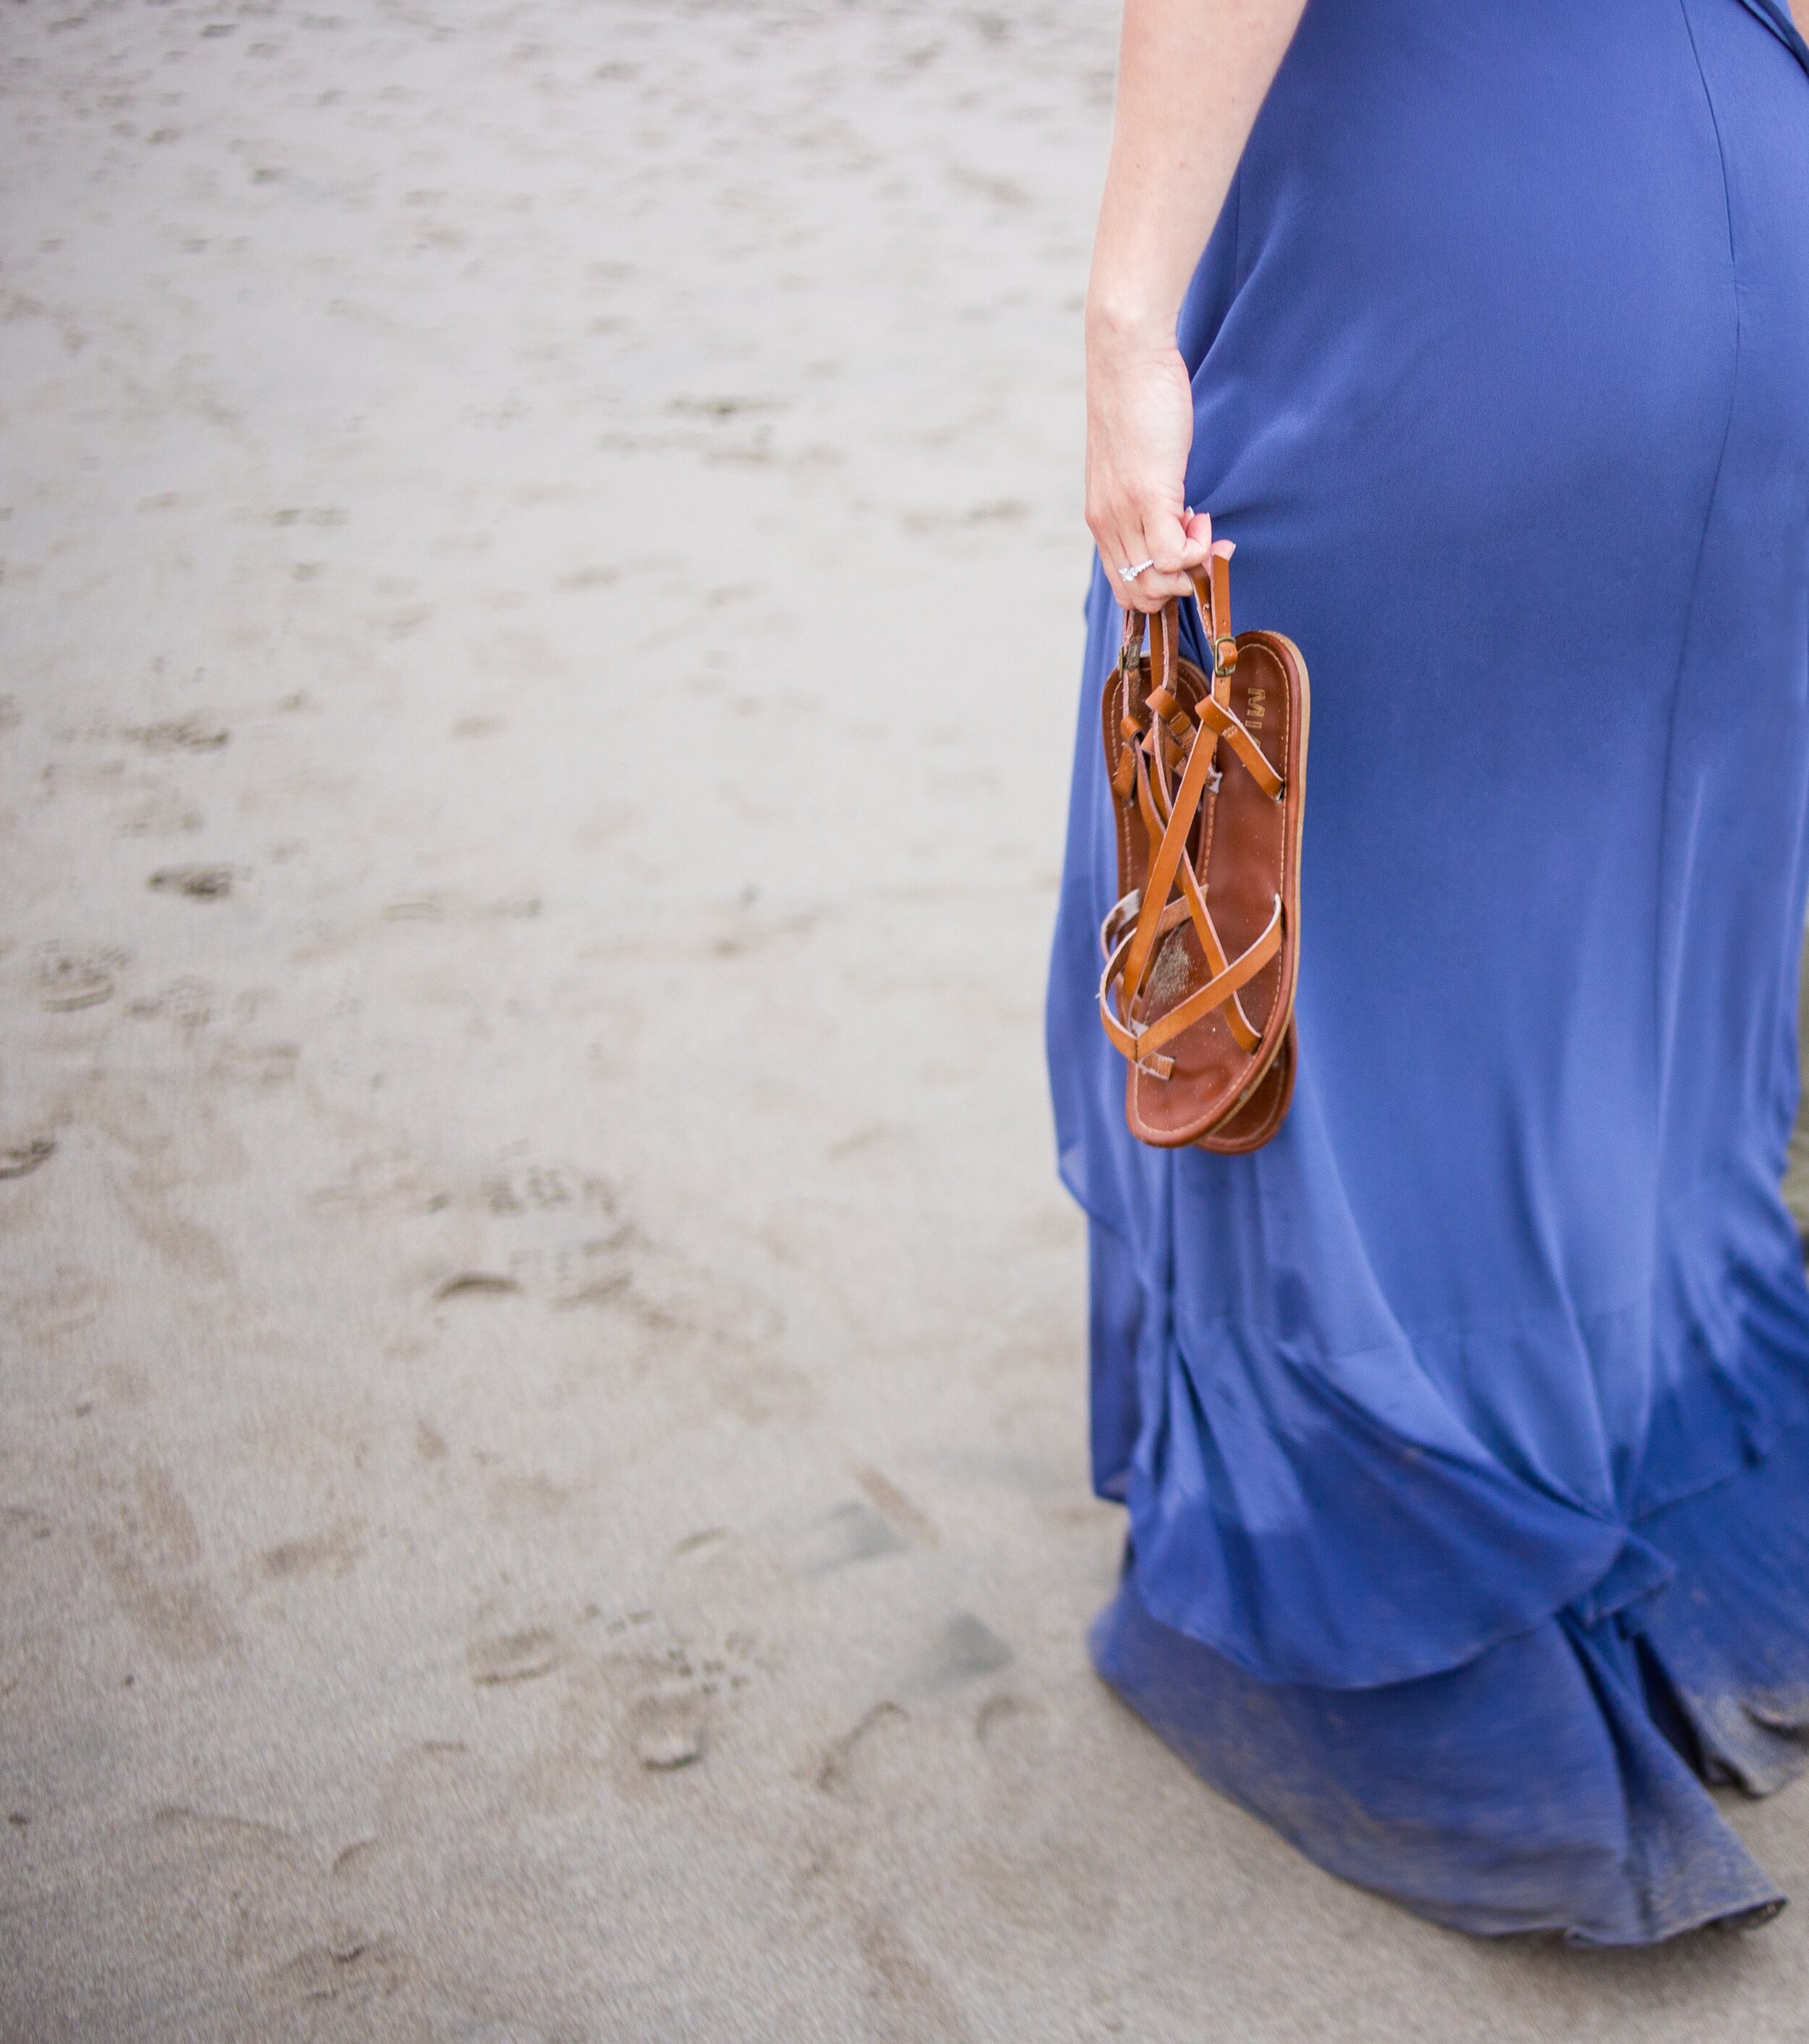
1125;738;1261;1049
1196;693;1284;800
1144;723;1261;1050
1173;845;1262;1051
1119;704;1227;1002
1192;545;1239;684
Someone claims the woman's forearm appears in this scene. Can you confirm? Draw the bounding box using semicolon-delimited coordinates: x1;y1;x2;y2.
1088;0;1306;355
1084;0;1305;607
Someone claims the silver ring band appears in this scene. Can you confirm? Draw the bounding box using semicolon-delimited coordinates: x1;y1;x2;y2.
1119;558;1156;581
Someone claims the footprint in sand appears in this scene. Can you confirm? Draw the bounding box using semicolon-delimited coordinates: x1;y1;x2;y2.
815;1701;907;1794
433;1272;523;1304
466;1626;562;1687
35;942;129;1011
479;1162;614;1215
0;1136;54;1180
629;1679;706;1770
597;1602;768;1774
147;864;233;900
263;1933;415;2011
124;976;214;1031
90;1463;238;1663
121;715;229;753
258;1517;365;1583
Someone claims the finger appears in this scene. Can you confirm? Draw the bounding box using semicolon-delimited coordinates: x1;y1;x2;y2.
1126;518;1198;610
1128;576;1189;613
1098;523;1162;612
1122;570;1177;614
1125;570;1194;612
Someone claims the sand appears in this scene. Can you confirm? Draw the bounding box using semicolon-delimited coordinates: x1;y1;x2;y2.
5;3;1809;2039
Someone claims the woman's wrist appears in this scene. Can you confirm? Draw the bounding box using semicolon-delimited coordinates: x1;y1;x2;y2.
1085;295;1180;366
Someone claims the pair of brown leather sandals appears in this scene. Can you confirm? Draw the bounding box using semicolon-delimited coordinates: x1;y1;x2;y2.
1098;536;1309;1153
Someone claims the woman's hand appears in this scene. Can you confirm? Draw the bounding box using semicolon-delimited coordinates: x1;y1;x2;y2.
1085;321;1213;614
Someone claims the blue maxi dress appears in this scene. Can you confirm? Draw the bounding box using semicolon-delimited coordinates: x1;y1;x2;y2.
1047;0;1809;1943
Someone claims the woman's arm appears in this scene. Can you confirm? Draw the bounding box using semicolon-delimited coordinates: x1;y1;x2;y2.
1085;0;1305;612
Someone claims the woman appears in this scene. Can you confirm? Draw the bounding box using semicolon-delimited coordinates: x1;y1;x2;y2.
1049;0;1809;1942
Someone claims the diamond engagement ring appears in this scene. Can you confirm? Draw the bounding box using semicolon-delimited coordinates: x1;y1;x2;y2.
1119;559;1156;581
